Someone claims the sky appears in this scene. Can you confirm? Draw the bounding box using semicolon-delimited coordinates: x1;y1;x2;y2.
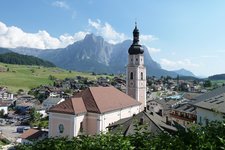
1;0;225;77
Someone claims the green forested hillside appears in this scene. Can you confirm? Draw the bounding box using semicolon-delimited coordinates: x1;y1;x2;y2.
0;52;55;67
209;74;225;80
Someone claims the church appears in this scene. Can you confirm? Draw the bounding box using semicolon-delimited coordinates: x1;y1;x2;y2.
48;23;147;138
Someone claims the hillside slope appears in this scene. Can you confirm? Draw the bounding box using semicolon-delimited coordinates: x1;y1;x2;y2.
0;50;55;67
0;63;98;93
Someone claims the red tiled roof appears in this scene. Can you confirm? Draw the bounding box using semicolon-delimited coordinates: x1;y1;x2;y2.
0;101;10;107
49;86;141;114
20;128;47;140
49;97;86;115
88;87;141;113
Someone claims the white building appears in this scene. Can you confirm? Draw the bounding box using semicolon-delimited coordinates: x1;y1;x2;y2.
48;87;141;138
19;128;48;144
0;101;8;115
0;91;13;100
193;86;225;126
126;23;146;111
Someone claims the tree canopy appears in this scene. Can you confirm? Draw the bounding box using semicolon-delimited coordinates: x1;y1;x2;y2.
16;121;225;150
0;52;55;67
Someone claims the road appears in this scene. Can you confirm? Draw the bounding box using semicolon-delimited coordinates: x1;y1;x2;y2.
0;125;23;142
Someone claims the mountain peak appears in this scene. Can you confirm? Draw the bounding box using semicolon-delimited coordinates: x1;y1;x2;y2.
173;68;195;77
84;33;104;44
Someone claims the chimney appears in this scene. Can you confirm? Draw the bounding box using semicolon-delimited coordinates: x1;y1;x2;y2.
144;107;147;112
166;116;171;125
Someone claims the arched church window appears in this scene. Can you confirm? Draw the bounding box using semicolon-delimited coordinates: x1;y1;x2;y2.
141;72;143;80
130;72;133;80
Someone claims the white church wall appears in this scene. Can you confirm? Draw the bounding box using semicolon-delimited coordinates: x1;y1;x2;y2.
48;112;76;138
98;105;140;133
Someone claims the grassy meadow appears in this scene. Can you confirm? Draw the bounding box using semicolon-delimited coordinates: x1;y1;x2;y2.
0;63;99;93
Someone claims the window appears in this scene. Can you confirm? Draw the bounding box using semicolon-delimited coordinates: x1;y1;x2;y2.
205;119;209;126
130;72;133;80
199;116;202;125
58;124;64;133
80;122;83;132
139;118;144;125
136;58;138;61
141;72;143;80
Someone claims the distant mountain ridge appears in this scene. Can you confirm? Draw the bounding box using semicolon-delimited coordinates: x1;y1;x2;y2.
8;34;194;77
0;48;55;67
208;74;225;80
173;68;196;77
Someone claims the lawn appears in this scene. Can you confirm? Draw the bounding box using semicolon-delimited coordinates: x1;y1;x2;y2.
0;63;102;93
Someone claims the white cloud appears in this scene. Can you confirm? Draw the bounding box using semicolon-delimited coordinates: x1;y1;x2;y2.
52;1;69;9
0;19;157;49
0;21;88;49
200;55;218;58
59;31;89;47
88;19;127;44
87;19;157;45
160;58;199;70
140;35;157;43
146;46;161;53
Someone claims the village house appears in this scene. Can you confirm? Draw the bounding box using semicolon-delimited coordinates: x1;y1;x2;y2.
42;97;65;110
0;101;9;115
170;103;196;126
193;86;225;126
108;110;177;136
146;99;172;116
0;87;13;100
18;128;48;144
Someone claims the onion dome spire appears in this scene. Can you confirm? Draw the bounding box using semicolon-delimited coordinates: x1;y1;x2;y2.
128;22;144;55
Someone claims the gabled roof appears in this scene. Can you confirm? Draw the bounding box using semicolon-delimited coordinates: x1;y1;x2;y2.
88;87;141;113
172;103;196;114
191;86;225;114
49;86;141;115
108;111;177;136
192;86;225;104
43;97;64;104
49;97;86;115
194;93;225;114
20;129;47;140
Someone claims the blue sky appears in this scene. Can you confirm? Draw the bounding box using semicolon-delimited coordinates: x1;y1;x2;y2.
1;0;225;77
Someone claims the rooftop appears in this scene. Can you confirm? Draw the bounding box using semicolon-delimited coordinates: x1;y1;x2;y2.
108;111;177;136
20;128;48;140
49;86;141;115
43;97;64;104
194;93;225;114
192;86;225;104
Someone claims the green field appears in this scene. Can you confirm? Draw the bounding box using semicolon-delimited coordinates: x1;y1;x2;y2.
0;63;102;93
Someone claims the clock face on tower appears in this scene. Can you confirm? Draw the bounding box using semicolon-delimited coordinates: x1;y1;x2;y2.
129;81;134;87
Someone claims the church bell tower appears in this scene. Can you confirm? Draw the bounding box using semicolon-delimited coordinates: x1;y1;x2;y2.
126;23;146;111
